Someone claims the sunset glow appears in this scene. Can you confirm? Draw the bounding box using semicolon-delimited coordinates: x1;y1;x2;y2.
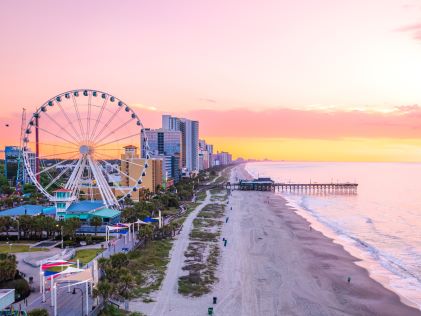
1;0;421;161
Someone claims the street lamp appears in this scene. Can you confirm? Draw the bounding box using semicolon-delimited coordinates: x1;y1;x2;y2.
56;224;63;249
16;219;20;241
72;287;85;316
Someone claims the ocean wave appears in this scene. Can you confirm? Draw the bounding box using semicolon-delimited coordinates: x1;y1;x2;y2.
282;194;421;307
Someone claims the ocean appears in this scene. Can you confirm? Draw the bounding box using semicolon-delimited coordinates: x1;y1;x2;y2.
245;161;421;309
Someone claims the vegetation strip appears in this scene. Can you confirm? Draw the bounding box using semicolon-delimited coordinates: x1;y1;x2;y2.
0;245;48;253
178;202;226;297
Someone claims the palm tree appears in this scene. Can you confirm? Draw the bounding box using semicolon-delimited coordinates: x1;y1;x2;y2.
90;216;102;236
93;280;114;307
0;216;15;238
0;253;17;282
139;225;154;243
18;215;32;239
119;273;134;297
43;216;57;238
63;218;81;240
117;268;134;309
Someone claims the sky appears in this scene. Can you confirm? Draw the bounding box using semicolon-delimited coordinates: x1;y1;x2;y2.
1;0;421;161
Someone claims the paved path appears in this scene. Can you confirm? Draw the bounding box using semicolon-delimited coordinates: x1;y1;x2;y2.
129;190;213;315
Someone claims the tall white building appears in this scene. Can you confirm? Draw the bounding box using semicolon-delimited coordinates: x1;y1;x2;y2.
162;115;199;173
198;139;211;170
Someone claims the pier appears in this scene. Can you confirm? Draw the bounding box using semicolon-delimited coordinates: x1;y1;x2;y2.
225;177;358;194
199;177;358;194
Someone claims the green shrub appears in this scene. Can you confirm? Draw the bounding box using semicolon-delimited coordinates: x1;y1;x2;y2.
28;308;49;316
0;275;30;301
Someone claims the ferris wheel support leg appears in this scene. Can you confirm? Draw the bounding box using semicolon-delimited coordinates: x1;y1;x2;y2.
65;157;83;191
86;156;110;206
87;156;119;208
70;158;87;195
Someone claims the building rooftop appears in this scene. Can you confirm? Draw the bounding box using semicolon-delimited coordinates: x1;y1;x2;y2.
66;201;105;214
240;178;274;185
92;208;120;218
0;205;56;217
0;289;14;310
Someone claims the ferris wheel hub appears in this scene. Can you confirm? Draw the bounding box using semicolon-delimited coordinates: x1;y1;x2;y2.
79;145;93;155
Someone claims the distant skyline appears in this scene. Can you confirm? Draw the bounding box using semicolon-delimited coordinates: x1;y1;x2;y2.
1;0;421;161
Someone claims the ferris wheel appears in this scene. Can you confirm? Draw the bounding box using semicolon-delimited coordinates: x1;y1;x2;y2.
22;89;150;209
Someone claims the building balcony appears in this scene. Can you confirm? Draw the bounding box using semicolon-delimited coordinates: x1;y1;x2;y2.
50;196;76;203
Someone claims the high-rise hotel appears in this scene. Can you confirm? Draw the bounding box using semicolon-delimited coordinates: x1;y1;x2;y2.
141;128;182;182
162;115;199;174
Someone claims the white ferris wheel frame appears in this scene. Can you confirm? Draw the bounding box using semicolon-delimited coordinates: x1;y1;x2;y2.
22;89;151;209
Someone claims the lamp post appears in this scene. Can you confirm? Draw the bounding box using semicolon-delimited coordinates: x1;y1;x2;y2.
16;219;20;241
72;287;85;316
56;224;63;249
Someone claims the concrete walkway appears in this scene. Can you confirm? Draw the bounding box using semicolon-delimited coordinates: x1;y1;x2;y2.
129;190;212;315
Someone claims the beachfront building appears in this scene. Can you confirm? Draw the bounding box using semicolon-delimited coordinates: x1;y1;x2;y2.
0;205;56;218
213;151;232;166
141;128;182;183
238;178;274;191
162;115;199;174
50;189;120;223
0;196;120;224
120;145;163;196
60;201;120;224
198;139;211;170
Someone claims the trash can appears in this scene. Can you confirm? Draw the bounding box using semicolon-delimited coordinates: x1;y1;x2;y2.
208;307;214;315
213;296;217;304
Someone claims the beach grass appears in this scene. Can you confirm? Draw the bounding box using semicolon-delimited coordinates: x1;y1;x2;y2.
179;202;225;296
0;244;48;253
161;207;179;216
196;190;207;202
129;239;173;301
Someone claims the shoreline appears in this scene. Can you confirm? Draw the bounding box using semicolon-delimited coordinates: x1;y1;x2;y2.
244;161;421;310
238;163;421;315
282;193;421;310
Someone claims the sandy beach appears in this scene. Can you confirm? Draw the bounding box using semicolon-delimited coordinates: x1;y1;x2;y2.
130;165;421;316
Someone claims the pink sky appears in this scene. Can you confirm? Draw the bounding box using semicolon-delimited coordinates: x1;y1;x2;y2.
1;0;421;160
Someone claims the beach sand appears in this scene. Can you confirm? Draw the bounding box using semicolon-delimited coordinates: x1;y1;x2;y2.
130;165;421;315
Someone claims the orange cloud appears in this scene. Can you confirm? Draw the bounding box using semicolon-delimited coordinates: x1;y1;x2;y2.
188;106;421;139
3;105;421;162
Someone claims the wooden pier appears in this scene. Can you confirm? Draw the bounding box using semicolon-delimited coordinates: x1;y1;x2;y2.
225;178;358;194
199;178;358;195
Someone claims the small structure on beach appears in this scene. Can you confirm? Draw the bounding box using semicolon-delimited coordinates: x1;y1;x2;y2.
238;178;275;191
